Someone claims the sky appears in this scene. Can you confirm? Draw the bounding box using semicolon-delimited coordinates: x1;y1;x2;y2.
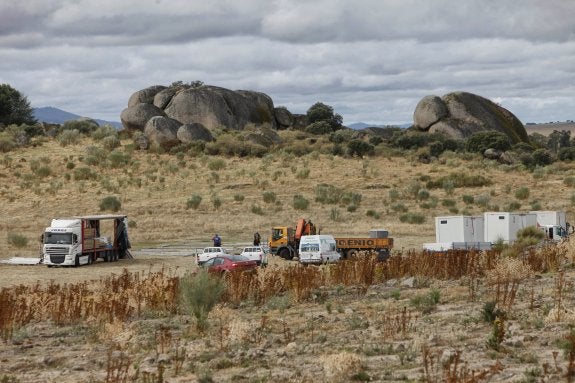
0;0;574;126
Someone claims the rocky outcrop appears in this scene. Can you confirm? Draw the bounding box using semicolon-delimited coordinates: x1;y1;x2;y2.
122;83;289;149
120;103;166;131
143;116;181;150
177;123;214;143
128;85;167;107
413;92;528;143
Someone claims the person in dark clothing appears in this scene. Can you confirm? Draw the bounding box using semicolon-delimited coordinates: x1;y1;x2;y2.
253;232;261;246
212;234;222;247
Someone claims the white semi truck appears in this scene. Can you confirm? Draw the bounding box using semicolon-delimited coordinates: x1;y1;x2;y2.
42;215;131;267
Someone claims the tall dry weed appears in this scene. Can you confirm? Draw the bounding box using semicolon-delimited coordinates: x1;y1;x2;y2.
485;257;532;311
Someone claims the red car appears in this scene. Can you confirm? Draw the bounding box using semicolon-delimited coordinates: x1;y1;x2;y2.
202;255;258;274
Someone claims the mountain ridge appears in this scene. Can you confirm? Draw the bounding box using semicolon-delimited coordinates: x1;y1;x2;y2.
33;106;123;129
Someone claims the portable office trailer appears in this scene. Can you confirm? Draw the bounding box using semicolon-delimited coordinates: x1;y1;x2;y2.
484;212;537;244
530;210;567;230
435;216;484;243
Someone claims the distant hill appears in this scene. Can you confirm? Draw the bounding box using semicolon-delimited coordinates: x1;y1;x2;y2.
33;107;122;129
524;121;575;136
348;122;411;130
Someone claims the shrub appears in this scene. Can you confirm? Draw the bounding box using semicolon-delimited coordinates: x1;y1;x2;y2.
211;195;222;210
296;168;310;179
0;133;16;153
101;135;121;151
465;131;511;153
558;147;575;161
7;233;28;248
91;125;118;141
233;194;245;202
515;187;530;200
391;203;408;213
347;140;374;157
399;213;425;224
251;205;264;215
410;289;440;314
108;150;131;168
61;120;98;134
179;271;225;331
565;177;575;187
507;201;521;211
366;210;380;219
330;208;341;221
186;194;202;210
426;173;492;189
305;121;333;135
417;189;430;200
73;166;98;181
207;158;226;170
263;191;277;203
99;196;121;212
441;199;456;207
293;194;309;210
388;188;400;201
462;195;474;205
57;129;81;146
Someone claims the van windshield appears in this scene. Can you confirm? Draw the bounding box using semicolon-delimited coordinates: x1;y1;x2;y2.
44;232;73;245
301;244;319;252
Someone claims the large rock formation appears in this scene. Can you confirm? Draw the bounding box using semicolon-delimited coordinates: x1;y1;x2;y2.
121;84;294;149
413;92;528;143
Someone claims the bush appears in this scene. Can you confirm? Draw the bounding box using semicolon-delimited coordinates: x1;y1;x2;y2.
410;289;440;314
515;187;530;200
347;140;374;157
233;194;245;202
101;135;121;151
207;158;226;170
558;147;575;161
179;271;225;331
61;120;98;134
91;125;118;141
186;194;202;210
305;121;333;135
462;195;474;205
73;166;98;181
465;131;511;153
262;191;276;203
391;203;408;213
366;210;380;219
293;194;309;210
108;150;131;168
399;213;425;224
57;129;81;146
7;233;28;248
251;205;264;215
426;172;492;189
564;177;575;187
99;196;121;212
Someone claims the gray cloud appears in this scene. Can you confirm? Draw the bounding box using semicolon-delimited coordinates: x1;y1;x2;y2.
0;0;574;124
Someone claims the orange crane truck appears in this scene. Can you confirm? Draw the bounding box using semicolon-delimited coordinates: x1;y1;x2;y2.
269;218;317;260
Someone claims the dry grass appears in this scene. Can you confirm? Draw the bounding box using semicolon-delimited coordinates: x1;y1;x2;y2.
2;136;575;259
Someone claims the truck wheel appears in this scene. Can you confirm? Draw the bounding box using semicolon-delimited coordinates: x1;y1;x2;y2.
347;250;357;258
87;254;93;265
113;251;119;262
279;248;291;260
104;251;110;262
74;254;80;267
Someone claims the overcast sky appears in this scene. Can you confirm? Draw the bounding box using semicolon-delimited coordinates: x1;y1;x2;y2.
1;0;574;125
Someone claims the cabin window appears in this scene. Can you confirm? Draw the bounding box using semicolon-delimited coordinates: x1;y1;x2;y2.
440;220;447;224
498;216;505;220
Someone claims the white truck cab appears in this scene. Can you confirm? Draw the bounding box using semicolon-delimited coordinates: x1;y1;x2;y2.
298;235;340;264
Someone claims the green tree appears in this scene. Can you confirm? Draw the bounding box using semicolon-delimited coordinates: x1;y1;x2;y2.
0;84;37;126
306;102;343;132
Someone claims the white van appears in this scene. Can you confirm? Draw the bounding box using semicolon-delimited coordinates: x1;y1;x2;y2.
298;235;340;264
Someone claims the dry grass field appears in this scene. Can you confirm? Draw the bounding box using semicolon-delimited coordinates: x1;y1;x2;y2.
3;131;575;382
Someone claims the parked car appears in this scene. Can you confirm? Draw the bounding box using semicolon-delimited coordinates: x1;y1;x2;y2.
201;255;258;274
240;245;268;266
197;246;228;265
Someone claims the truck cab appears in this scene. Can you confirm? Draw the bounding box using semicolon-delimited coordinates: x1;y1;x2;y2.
540;224;567;242
269;219;317;260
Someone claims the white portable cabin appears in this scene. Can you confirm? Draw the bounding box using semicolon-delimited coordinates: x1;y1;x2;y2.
484;212;537;244
530;211;567;230
434;216;484;243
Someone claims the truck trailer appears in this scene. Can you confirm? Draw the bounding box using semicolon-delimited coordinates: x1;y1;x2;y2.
42;214;131;267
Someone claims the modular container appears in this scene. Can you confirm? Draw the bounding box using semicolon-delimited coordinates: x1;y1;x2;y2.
435;216;484;243
484;212;537;244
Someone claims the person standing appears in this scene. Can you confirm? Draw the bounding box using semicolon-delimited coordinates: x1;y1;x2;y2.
212;233;221;247
253;232;261;246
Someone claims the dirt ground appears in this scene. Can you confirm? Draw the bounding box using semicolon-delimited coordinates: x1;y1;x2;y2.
2;248;575;383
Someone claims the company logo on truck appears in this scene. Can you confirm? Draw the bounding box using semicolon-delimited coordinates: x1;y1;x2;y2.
337;238;376;247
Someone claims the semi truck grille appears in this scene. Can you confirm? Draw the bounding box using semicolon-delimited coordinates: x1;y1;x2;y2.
45;247;68;256
50;255;65;264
